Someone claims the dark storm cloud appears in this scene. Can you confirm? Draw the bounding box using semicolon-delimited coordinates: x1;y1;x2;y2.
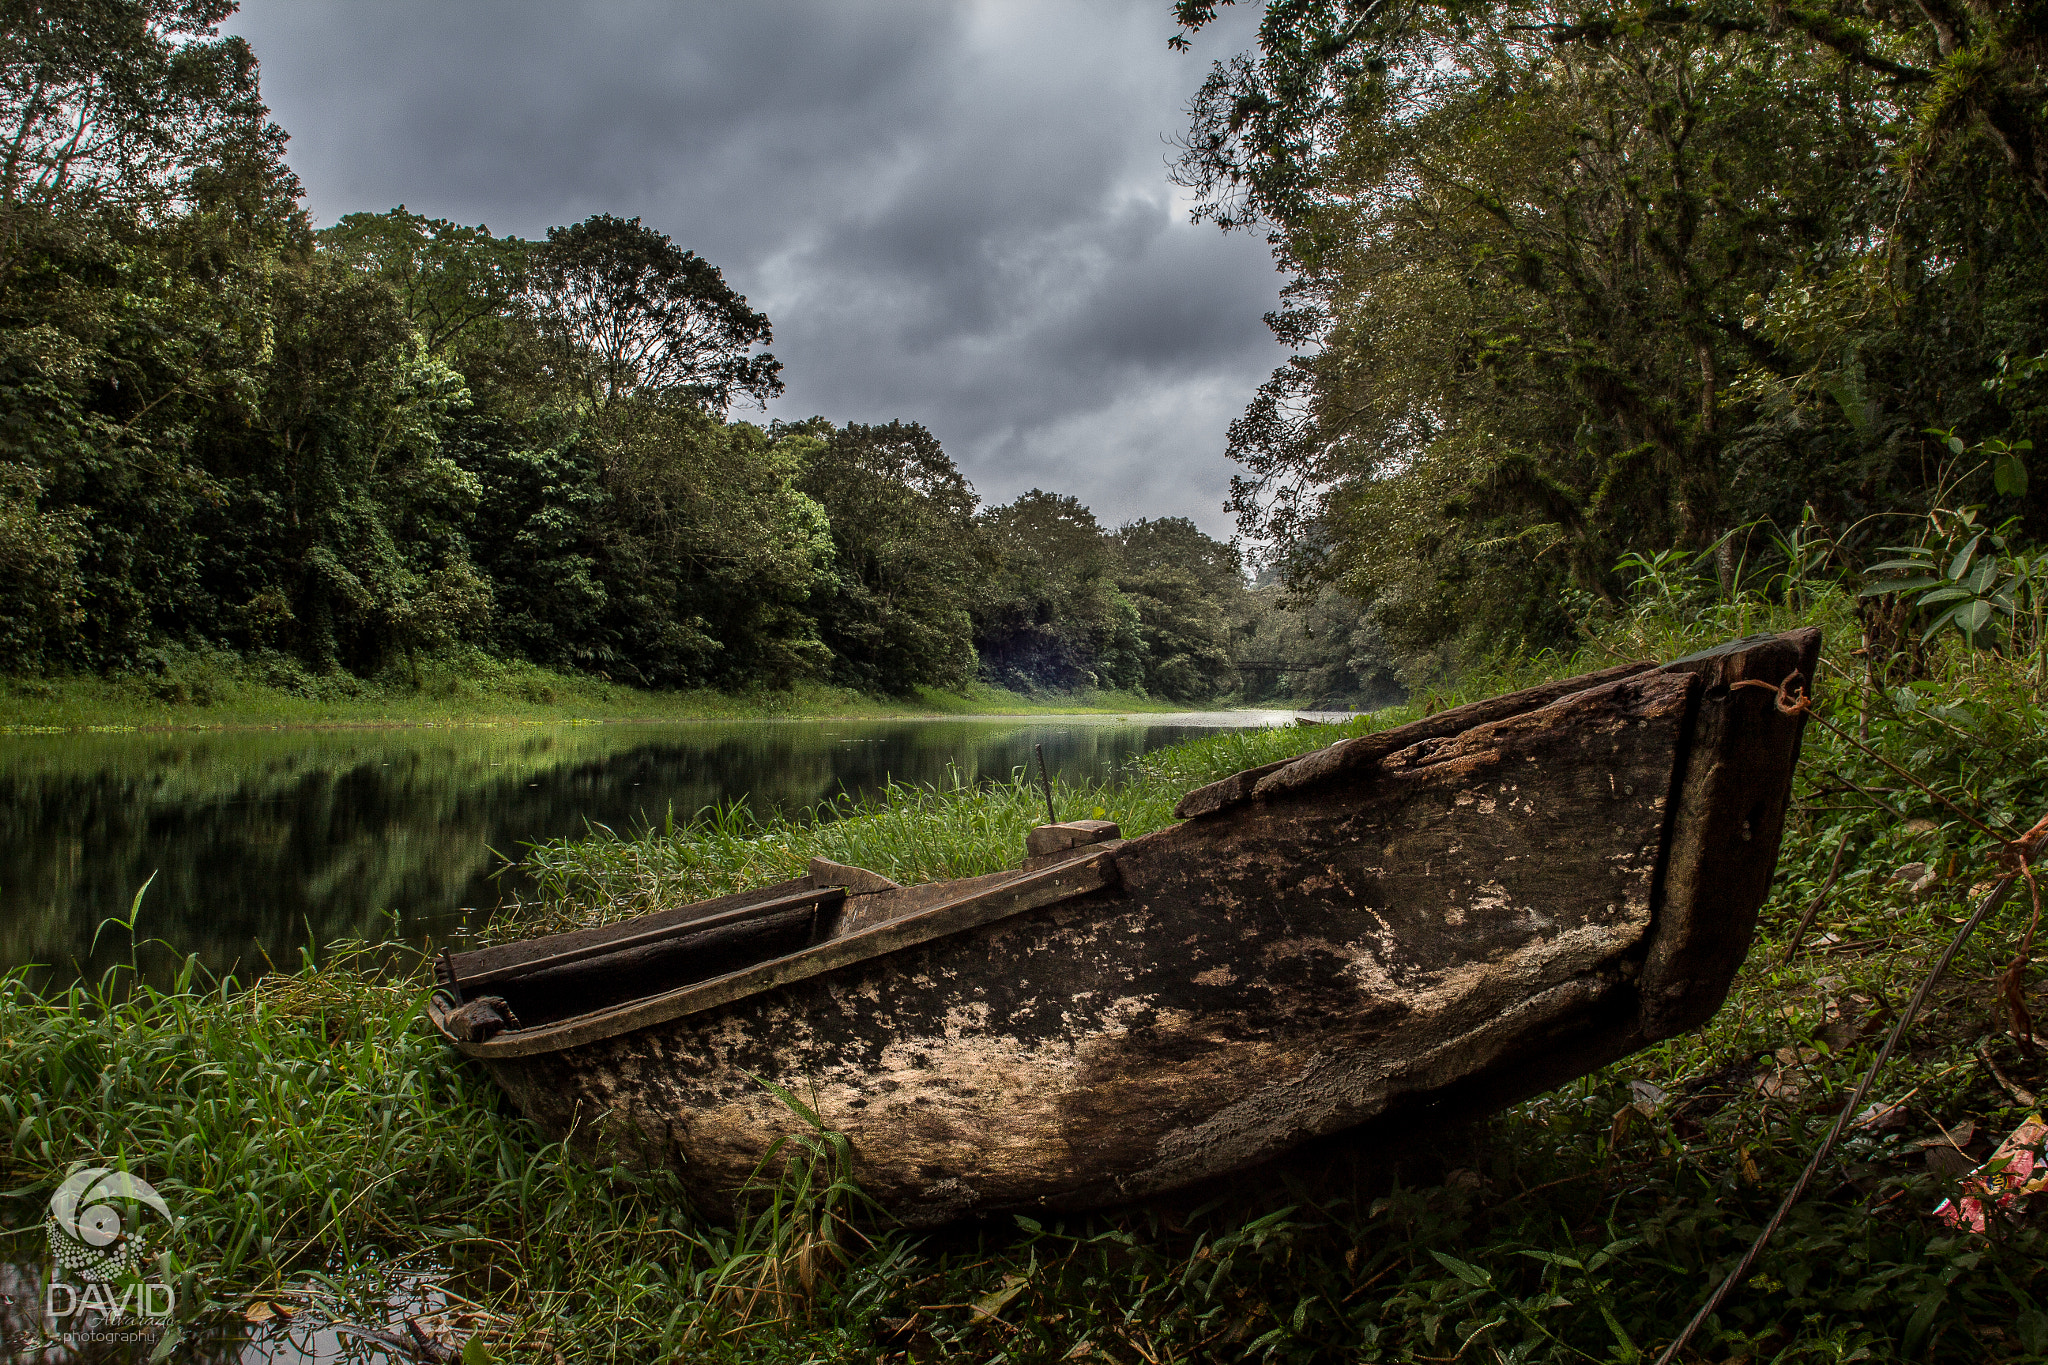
226;0;1281;534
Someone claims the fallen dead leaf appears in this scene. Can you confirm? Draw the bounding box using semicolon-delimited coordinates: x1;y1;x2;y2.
1891;862;1939;896
1756;1049;1819;1100
1928;1146;1976;1179
1912;1119;1977;1151
1756;1068;1805;1100
970;1273;1031;1324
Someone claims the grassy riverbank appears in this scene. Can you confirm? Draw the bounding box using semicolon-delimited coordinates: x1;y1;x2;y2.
0;646;1198;733
4;594;2047;1362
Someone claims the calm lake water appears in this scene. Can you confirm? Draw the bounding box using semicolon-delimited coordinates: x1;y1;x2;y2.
0;712;1305;987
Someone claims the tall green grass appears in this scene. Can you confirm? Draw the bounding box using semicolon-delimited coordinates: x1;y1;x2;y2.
5;591;2047;1361
509;718;1383;934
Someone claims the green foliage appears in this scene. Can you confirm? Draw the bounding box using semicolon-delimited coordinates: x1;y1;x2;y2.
793;419;982;695
974;491;1143;693
971;497;1252;700
12;611;2048;1359
1113;517;1244;702
0;0;293;242
567;405;834;688
316;207;529;356
0;460;85;669
527;212;782;415
1861;507;2031;646
1174;0;2048;671
224;257;484;672
0;945;755;1360
0;10;1263;707
1232;576;1403;707
452;423;609;668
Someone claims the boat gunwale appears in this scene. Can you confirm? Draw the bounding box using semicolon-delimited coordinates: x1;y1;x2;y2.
451;884;850;992
431;848;1124;1059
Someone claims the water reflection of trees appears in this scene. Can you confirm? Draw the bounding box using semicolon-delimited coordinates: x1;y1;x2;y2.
0;720;1238;987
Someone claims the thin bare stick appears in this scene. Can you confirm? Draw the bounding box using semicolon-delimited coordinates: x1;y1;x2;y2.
1781;830;1852;966
1979;1035;2039;1107
1822;771;1908;822
1736;673;2007;842
1801;705;2004;840
1034;743;1058;825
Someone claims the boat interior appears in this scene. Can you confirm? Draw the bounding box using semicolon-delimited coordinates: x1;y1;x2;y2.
433;817;1131;1037
434;861;1025;1034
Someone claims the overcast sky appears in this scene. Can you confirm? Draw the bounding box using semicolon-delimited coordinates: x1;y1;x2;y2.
223;1;1282;539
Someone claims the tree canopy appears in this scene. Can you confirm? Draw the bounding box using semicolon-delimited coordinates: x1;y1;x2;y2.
1173;0;2048;658
528;213;782;415
317;207;529;356
793;419;983;694
0;2;1275;704
0;0;288;216
0;0;1474;712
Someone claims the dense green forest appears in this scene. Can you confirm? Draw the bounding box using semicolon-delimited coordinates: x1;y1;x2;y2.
25;1;2040;717
1173;0;2048;658
0;1;1386;711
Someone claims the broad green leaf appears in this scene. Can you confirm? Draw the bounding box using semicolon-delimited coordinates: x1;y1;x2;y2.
1599;1302;1641;1360
969;1273;1031;1323
1588;1236;1642;1270
746;1071;824;1127
1948;533;1983;581
2018;1307;2048;1354
1516;1249;1584;1269
1868;575;1945;593
1431;1250;1493;1288
1903;1287;1945;1350
1995;449;2029;497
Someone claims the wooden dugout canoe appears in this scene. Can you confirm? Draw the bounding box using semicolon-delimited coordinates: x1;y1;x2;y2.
430;629;1819;1226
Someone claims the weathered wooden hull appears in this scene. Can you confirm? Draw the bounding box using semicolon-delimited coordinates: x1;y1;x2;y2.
431;630;1818;1225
